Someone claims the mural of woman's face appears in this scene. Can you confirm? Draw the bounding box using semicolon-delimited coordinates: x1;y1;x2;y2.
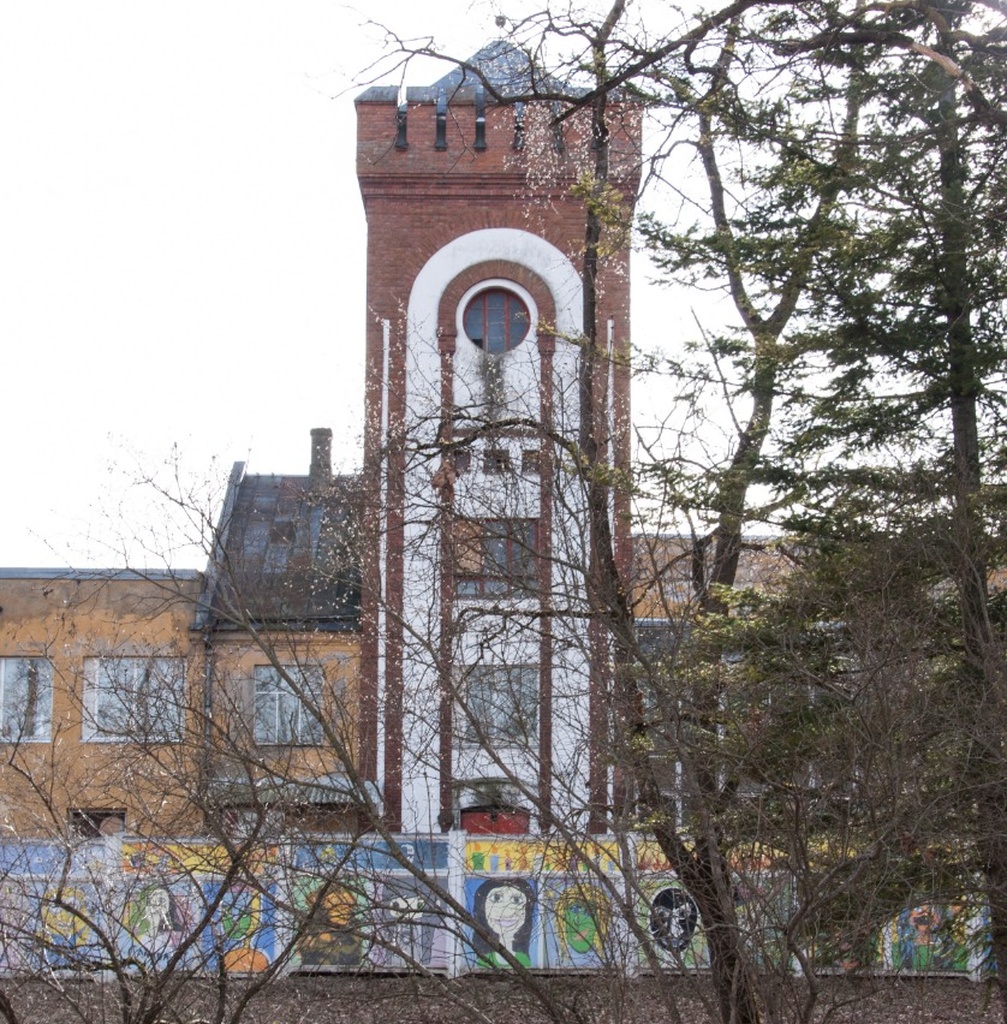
649;886;698;953
484;884;527;947
147;888;171;917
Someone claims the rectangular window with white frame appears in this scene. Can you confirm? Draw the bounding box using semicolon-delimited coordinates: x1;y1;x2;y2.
0;657;52;742
253;664;325;745
83;657;185;742
460;664;538;747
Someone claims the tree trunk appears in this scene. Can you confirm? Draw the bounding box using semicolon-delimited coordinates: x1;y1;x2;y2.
936;73;1007;1020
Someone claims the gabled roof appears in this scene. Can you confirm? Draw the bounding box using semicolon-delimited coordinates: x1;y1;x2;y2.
201;438;360;631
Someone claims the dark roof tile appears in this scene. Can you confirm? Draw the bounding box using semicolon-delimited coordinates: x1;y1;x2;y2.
208;471;360;631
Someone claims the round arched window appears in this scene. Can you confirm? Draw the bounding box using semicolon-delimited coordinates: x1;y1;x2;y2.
463;288;530;353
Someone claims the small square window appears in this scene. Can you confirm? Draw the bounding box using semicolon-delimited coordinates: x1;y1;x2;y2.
483;449;512;475
521;450;542;475
269;521;297;545
454;450;472;474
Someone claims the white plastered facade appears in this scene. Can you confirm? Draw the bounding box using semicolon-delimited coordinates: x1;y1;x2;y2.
385;227;601;833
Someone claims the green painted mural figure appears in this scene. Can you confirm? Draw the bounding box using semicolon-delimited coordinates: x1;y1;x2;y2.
556;885;609;957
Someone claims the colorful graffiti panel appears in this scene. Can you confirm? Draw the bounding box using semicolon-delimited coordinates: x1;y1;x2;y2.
367;877;451;971
637;877;706;970
292;839;448;875
879;904;977;973
465;876;539;969
0;882;35;972
542;879;617;969
34;882;105;970
0;843;74;878
466;838;620;875
118;877;201;968
200;881;279;973
733;868;794;969
290;874;374;969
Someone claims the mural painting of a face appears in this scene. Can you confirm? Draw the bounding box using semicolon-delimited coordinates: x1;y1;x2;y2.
648;886;699;954
471;878;536;967
385;893;433;966
556;886;609;957
40;888;91;948
142;887;172;935
130;883;186;946
484;884;527;952
298;881;367;967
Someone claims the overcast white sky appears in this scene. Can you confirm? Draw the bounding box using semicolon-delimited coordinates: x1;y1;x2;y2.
0;1;694;569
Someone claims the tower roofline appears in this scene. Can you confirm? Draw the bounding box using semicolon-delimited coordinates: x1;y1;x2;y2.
356;40;583;104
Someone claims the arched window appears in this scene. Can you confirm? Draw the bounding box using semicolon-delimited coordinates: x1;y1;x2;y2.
463;288;530;353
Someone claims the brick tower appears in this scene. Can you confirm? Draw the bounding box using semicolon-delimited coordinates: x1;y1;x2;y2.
356;43;640;833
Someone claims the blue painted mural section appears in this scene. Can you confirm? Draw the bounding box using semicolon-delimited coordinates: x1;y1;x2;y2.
292;838;448;874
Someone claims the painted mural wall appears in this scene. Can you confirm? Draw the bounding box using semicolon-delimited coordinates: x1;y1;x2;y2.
0;834;988;979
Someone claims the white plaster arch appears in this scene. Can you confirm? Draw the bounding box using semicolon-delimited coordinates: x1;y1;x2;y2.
395;228;591;833
407;227;583;350
403;227;583;433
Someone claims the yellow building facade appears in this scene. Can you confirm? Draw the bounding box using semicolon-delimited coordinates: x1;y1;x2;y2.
0;569;203;838
0;434;363;841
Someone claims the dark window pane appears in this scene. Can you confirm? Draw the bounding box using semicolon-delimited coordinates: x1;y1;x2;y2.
462;665;538;746
454;519;537;597
463;289;530;353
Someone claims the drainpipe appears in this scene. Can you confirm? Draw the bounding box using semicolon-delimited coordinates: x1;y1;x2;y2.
201;629;214;815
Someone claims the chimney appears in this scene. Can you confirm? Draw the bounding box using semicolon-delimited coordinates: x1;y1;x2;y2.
309;427;333;490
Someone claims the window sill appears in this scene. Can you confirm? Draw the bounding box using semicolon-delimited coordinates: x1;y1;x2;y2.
81;735;180;744
254;741;324;749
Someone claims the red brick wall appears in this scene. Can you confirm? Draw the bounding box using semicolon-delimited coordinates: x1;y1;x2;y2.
356;91;640;827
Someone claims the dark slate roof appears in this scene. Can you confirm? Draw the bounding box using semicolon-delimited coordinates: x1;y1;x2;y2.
357;40;577;104
204;466;360;631
431;40;572;97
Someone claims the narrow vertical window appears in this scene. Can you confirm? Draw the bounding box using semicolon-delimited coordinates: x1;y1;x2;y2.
0;658;52;741
460;665;538;746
